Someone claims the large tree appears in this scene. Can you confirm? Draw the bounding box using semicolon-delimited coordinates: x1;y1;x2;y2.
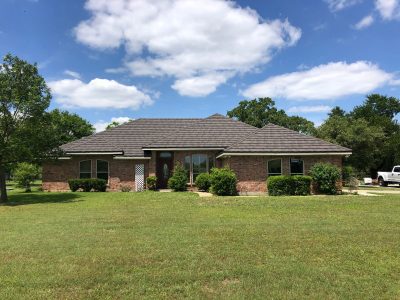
317;94;400;176
227;97;316;135
49;109;94;144
0;54;67;202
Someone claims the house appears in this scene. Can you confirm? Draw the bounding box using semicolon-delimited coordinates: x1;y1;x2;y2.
42;114;351;193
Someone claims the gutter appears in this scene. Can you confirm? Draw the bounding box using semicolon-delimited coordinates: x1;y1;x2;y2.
216;152;352;159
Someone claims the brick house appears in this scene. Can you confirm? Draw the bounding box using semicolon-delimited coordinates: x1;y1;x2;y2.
42;114;351;193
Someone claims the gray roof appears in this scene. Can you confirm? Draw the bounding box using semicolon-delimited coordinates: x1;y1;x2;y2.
225;123;351;153
61;114;350;157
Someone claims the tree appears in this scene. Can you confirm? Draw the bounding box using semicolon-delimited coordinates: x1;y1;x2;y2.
49;109;94;144
106;119;132;130
0;54;59;202
227;97;316;135
13;162;41;192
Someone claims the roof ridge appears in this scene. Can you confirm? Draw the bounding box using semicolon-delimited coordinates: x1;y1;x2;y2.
225;126;262;150
265;123;351;151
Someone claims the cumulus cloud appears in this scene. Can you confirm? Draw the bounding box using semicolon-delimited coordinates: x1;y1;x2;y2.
49;78;153;109
325;0;361;11
288;105;332;113
242;61;397;100
375;0;400;20
64;70;81;79
93;117;131;132
74;0;301;97
354;14;375;29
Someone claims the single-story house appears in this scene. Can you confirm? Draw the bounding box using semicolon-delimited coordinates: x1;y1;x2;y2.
42;114;351;193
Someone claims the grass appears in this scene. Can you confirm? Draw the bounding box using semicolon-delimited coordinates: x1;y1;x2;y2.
0;191;400;299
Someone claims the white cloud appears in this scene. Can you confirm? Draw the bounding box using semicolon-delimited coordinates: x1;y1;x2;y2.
105;67;127;74
64;70;81;79
49;78;153;109
288;105;332;113
354;14;375;29
74;0;301;97
93;117;131;132
325;0;361;11
375;0;400;20
243;61;397;100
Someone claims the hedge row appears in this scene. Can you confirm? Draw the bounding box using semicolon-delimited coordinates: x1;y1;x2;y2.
267;175;312;196
68;178;107;192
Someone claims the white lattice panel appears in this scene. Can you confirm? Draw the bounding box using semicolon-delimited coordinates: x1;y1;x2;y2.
135;164;145;192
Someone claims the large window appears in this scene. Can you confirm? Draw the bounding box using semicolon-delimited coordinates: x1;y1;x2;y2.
96;160;109;181
268;159;282;177
184;154;214;183
290;158;304;175
79;160;91;179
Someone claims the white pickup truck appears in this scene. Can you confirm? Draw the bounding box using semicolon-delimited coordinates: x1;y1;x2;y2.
377;166;400;186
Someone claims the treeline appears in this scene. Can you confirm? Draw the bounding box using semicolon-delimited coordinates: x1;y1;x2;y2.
227;95;400;178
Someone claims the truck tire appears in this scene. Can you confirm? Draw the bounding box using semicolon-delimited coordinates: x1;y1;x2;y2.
378;177;388;187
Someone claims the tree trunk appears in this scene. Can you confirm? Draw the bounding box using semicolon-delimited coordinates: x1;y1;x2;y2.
0;166;8;203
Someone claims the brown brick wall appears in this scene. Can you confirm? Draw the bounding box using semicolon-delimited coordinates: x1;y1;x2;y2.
221;155;343;194
42;155;150;191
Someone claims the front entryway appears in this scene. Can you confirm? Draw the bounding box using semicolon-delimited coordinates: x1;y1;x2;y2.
156;152;174;188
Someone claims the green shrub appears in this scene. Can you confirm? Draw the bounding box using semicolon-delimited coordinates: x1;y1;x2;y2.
195;173;211;191
13;162;40;192
309;163;341;195
67;178;107;192
267;175;312;196
210;168;237;196
168;164;188;191
146;176;157;191
342;165;354;183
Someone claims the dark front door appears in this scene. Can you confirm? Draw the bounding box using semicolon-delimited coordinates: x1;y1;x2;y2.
156;152;174;188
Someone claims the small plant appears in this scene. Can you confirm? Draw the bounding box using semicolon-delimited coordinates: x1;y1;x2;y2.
267;175;312;196
120;185;132;192
146;176;157;191
67;178;107;192
342;165;354;184
348;176;359;194
309;163;341;195
210;168;237;196
195;173;211;191
13;162;40;192
168;164;188;191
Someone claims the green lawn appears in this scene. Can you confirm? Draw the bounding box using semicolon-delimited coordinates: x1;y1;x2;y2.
1;191;400;299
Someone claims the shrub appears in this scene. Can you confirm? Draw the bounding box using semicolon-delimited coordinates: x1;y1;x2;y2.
168;164;188;191
342;165;354;183
195;173;211;191
309;163;341;195
13;162;40;192
210;168;237;196
120;185;132;192
267;175;312;196
67;178;107;192
146;176;157;191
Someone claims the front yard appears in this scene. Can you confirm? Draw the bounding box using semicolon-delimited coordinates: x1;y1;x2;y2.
1;190;400;299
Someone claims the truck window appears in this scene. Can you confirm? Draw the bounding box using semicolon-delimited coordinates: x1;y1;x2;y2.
393;167;400;173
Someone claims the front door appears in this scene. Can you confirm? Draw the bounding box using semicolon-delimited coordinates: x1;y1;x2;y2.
156;152;174;188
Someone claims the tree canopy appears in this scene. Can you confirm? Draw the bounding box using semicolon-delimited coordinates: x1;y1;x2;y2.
0;54;93;202
227;97;316;135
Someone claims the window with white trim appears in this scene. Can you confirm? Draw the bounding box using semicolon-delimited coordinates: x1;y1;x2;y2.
96;160;109;181
268;159;282;177
290;158;304;175
79;160;91;179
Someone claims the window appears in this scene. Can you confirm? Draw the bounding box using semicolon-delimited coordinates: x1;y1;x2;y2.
290;158;304;175
192;154;207;182
79;160;91;179
184;154;215;183
96;160;109;181
394;167;400;173
159;152;172;158
268;159;282;176
184;155;191;181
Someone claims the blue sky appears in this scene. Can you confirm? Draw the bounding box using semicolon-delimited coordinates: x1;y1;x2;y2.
1;0;399;131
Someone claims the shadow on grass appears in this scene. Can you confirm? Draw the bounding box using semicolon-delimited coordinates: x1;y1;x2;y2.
5;192;83;206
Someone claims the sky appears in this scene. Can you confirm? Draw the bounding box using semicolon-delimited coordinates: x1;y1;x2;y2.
1;0;399;132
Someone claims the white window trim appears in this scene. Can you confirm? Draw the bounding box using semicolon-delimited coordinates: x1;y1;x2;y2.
96;159;110;182
267;158;282;177
79;160;92;179
289;158;305;176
